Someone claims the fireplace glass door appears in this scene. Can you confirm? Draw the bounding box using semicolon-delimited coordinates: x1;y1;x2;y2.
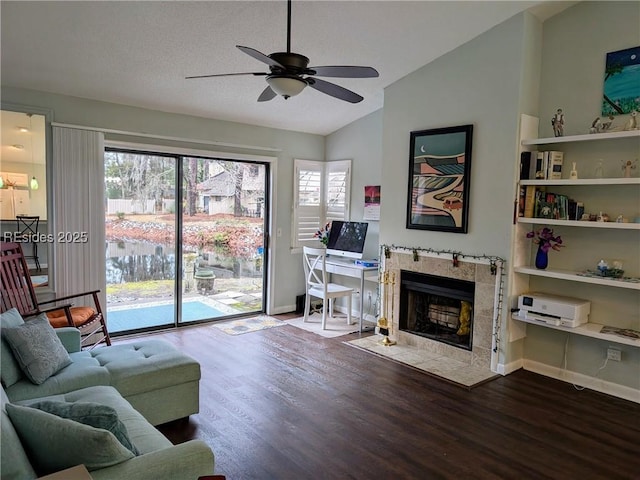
400;271;474;350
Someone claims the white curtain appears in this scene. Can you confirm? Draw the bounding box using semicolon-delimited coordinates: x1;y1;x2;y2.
51;127;106;311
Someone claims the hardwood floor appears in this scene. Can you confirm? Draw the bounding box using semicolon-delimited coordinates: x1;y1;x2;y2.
119;320;640;479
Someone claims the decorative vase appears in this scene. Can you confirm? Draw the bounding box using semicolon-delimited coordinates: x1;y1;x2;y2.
535;245;548;270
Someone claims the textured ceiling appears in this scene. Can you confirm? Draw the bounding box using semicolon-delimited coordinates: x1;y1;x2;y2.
1;1;572;136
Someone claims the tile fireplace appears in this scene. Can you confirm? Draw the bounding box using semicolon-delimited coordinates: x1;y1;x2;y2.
384;251;500;370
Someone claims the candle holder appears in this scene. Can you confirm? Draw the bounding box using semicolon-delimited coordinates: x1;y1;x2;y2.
377;271;396;346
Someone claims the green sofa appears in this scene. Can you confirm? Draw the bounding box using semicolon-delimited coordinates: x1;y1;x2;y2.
1;309;214;479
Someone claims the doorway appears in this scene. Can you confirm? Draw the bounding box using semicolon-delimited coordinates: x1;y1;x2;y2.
104;148;268;335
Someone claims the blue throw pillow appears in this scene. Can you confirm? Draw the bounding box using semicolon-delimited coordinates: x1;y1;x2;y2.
2;315;71;385
5;403;135;474
0;308;26;387
28;400;139;455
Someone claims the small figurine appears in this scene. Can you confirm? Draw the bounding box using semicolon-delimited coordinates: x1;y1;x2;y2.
621;159;638;178
569;162;578;180
589;117;602;134
551;108;565;137
594;160;604;179
601;115;615;131
623;110;638;131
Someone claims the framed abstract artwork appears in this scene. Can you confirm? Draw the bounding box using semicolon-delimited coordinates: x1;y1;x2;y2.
406;124;473;233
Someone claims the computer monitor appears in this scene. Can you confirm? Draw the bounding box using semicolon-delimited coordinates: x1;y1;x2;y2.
326;221;368;259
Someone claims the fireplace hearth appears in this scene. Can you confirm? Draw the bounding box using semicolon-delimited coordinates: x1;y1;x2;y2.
400;271;474;350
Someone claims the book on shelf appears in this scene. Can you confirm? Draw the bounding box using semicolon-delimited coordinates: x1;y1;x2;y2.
546;151;564;179
529;150;564;179
532;191;570;220
568;199;577;220
557;194;568;220
519;151;538;180
517;185;525;217
535;151;545;179
575;201;584;221
537;200;554;219
523;185;537;218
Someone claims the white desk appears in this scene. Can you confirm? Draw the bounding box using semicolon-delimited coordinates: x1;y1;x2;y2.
324;257;378;332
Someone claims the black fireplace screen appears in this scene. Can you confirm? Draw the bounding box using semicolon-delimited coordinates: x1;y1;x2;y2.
400;271;474;350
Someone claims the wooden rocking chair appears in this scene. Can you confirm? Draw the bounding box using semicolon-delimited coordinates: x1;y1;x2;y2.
0;241;111;349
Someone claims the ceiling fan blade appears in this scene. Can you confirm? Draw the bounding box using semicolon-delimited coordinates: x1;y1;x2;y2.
185;72;267;79
237;45;285;69
309;66;379;78
257;86;277;102
307;78;364;104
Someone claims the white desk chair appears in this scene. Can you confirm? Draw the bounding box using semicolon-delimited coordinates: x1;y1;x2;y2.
302;246;353;330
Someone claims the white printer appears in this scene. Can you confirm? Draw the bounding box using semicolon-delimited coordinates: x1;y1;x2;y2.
517;292;591;328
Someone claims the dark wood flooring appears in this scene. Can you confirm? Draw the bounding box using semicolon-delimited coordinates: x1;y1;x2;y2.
117;320;640;480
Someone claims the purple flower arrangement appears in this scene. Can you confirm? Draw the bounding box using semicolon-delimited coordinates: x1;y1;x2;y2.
527;227;564;253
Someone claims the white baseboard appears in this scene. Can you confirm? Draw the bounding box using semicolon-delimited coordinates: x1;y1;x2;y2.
523;359;640;404
269;304;296;315
496;358;524;375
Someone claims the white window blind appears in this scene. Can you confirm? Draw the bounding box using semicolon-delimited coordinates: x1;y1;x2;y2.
325;160;350;223
292;159;351;248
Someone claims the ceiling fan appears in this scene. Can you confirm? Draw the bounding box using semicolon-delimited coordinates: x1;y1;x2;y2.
185;0;379;103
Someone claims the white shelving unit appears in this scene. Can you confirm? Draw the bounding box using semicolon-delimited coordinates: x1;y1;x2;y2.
511;313;640;347
520;177;639;186
513;266;640;290
511;117;640;348
518;217;640;230
521;129;640;146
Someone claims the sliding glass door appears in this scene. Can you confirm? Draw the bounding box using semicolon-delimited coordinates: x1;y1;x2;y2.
180;158;266;324
104;150;177;333
104;149;268;334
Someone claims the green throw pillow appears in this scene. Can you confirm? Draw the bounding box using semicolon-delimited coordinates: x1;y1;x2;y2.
5;403;135;475
2;315;72;385
0;308;26;387
28;400;139;455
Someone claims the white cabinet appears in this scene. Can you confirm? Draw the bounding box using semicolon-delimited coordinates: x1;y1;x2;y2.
0;189;31;219
511;118;640;347
13;189;31;216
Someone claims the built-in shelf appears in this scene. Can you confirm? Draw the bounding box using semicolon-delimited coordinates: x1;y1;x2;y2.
520;178;640;186
512;313;640;347
513;266;640;290
521;129;640;146
517;218;640;230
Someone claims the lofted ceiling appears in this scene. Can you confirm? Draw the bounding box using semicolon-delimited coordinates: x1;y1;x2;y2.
1;1;573;136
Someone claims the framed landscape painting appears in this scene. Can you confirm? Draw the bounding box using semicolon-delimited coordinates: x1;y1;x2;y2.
602;45;640;116
406;124;473;233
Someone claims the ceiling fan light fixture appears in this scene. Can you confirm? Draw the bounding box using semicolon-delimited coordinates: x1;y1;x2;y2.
266;75;306;99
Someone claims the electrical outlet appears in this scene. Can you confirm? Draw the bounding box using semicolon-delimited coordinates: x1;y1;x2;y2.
607;347;621;362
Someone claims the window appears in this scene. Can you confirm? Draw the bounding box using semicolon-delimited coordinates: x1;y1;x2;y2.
293;159;351;248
